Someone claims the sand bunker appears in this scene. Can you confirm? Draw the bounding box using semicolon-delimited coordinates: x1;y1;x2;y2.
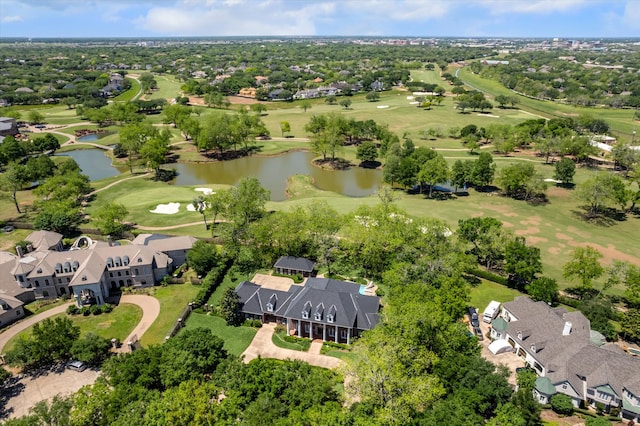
377;105;389;109
409;101;419;105
406;96;414;100
195;187;215;195
544;178;561;183
150;203;180;214
478;113;500;118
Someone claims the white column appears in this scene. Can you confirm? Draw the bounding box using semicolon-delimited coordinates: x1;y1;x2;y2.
335;326;338;343
297;320;301;337
323;324;326;341
347;328;350;345
286;319;290;335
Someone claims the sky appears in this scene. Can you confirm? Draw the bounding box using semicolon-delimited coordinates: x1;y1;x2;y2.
0;0;639;39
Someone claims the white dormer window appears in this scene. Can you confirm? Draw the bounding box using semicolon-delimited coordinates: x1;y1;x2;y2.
327;314;334;323
314;312;322;321
266;303;273;312
302;310;309;319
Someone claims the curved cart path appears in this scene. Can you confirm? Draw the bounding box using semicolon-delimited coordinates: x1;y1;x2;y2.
0;295;159;354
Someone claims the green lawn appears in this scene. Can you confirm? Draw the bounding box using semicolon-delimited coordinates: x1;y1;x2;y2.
457;67;638;138
139;283;202;347
468;279;524;312
114;78;141;102
272;329;311;351
146;75;183;100
183;313;257;356
3;303;142;352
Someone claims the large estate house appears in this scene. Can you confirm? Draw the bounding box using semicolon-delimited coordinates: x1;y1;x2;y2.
490;296;640;422
236;277;380;344
0;231;195;326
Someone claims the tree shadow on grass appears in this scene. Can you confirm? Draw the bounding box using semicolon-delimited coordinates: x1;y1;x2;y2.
571;207;626;227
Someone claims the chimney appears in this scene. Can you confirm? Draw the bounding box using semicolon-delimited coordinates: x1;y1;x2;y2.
15;245;24;257
562;321;572;336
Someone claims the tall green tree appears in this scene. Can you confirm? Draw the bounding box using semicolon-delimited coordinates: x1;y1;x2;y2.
0;162;30;213
94;202;129;236
504;237;542;289
418;154;449;197
563;246;604;290
554;157;576;185
471;152;496;190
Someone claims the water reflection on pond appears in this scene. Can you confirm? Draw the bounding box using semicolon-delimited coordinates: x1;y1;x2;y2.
55;148;120;181
168;151;381;201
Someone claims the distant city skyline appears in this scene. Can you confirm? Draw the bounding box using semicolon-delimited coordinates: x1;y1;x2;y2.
0;0;639;39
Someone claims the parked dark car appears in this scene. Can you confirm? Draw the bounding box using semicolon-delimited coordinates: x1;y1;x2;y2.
473;326;484;341
468;307;480;327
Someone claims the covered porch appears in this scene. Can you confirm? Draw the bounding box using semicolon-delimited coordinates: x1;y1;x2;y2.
287;319;352;344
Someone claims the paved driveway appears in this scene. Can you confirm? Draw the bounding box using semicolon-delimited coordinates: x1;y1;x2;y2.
476;319;523;386
241;323;343;369
1;366;99;420
250;274;296;291
0;294;160;419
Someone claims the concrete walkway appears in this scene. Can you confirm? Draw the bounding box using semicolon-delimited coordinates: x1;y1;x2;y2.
241;323;343;369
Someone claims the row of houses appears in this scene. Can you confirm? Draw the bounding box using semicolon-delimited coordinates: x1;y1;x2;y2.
490;296;640;422
0;231;195;329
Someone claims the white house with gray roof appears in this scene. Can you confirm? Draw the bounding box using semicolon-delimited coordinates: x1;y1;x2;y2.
494;296;640;421
236;277;380;344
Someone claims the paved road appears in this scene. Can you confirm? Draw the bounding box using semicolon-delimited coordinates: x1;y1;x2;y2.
241;323;343;369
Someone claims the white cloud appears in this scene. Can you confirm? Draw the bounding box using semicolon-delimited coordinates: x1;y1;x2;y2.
622;0;640;28
136;0;338;36
477;0;596;14
342;0;450;21
1;15;23;23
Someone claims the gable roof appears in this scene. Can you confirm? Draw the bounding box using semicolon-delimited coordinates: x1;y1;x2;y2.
274;256;316;273
236;277;379;331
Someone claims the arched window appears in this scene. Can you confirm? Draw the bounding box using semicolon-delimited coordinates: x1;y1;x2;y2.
106;257;114;268
55;263;63;274
115;256;122;267
123;255;130;266
72;261;79;271
63;262;71;273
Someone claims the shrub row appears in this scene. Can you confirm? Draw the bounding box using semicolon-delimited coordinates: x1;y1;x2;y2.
322;340;350;350
67;303;114;316
467;268;508;286
192;259;232;307
242;319;263;328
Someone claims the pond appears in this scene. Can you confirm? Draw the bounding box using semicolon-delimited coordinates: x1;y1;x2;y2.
55;148;121;181
76;132;108;142
58;149;382;200
168;151;382;201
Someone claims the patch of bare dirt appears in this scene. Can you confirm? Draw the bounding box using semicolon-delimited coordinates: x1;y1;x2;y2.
547;186;571;199
548;247;563;255
515;226;540;236
520;215;542;226
502;221;514;228
527;236;548;245
228;96;268;105
553;234;640;266
188;96;205;105
485;204;519;217
471;212;484;218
